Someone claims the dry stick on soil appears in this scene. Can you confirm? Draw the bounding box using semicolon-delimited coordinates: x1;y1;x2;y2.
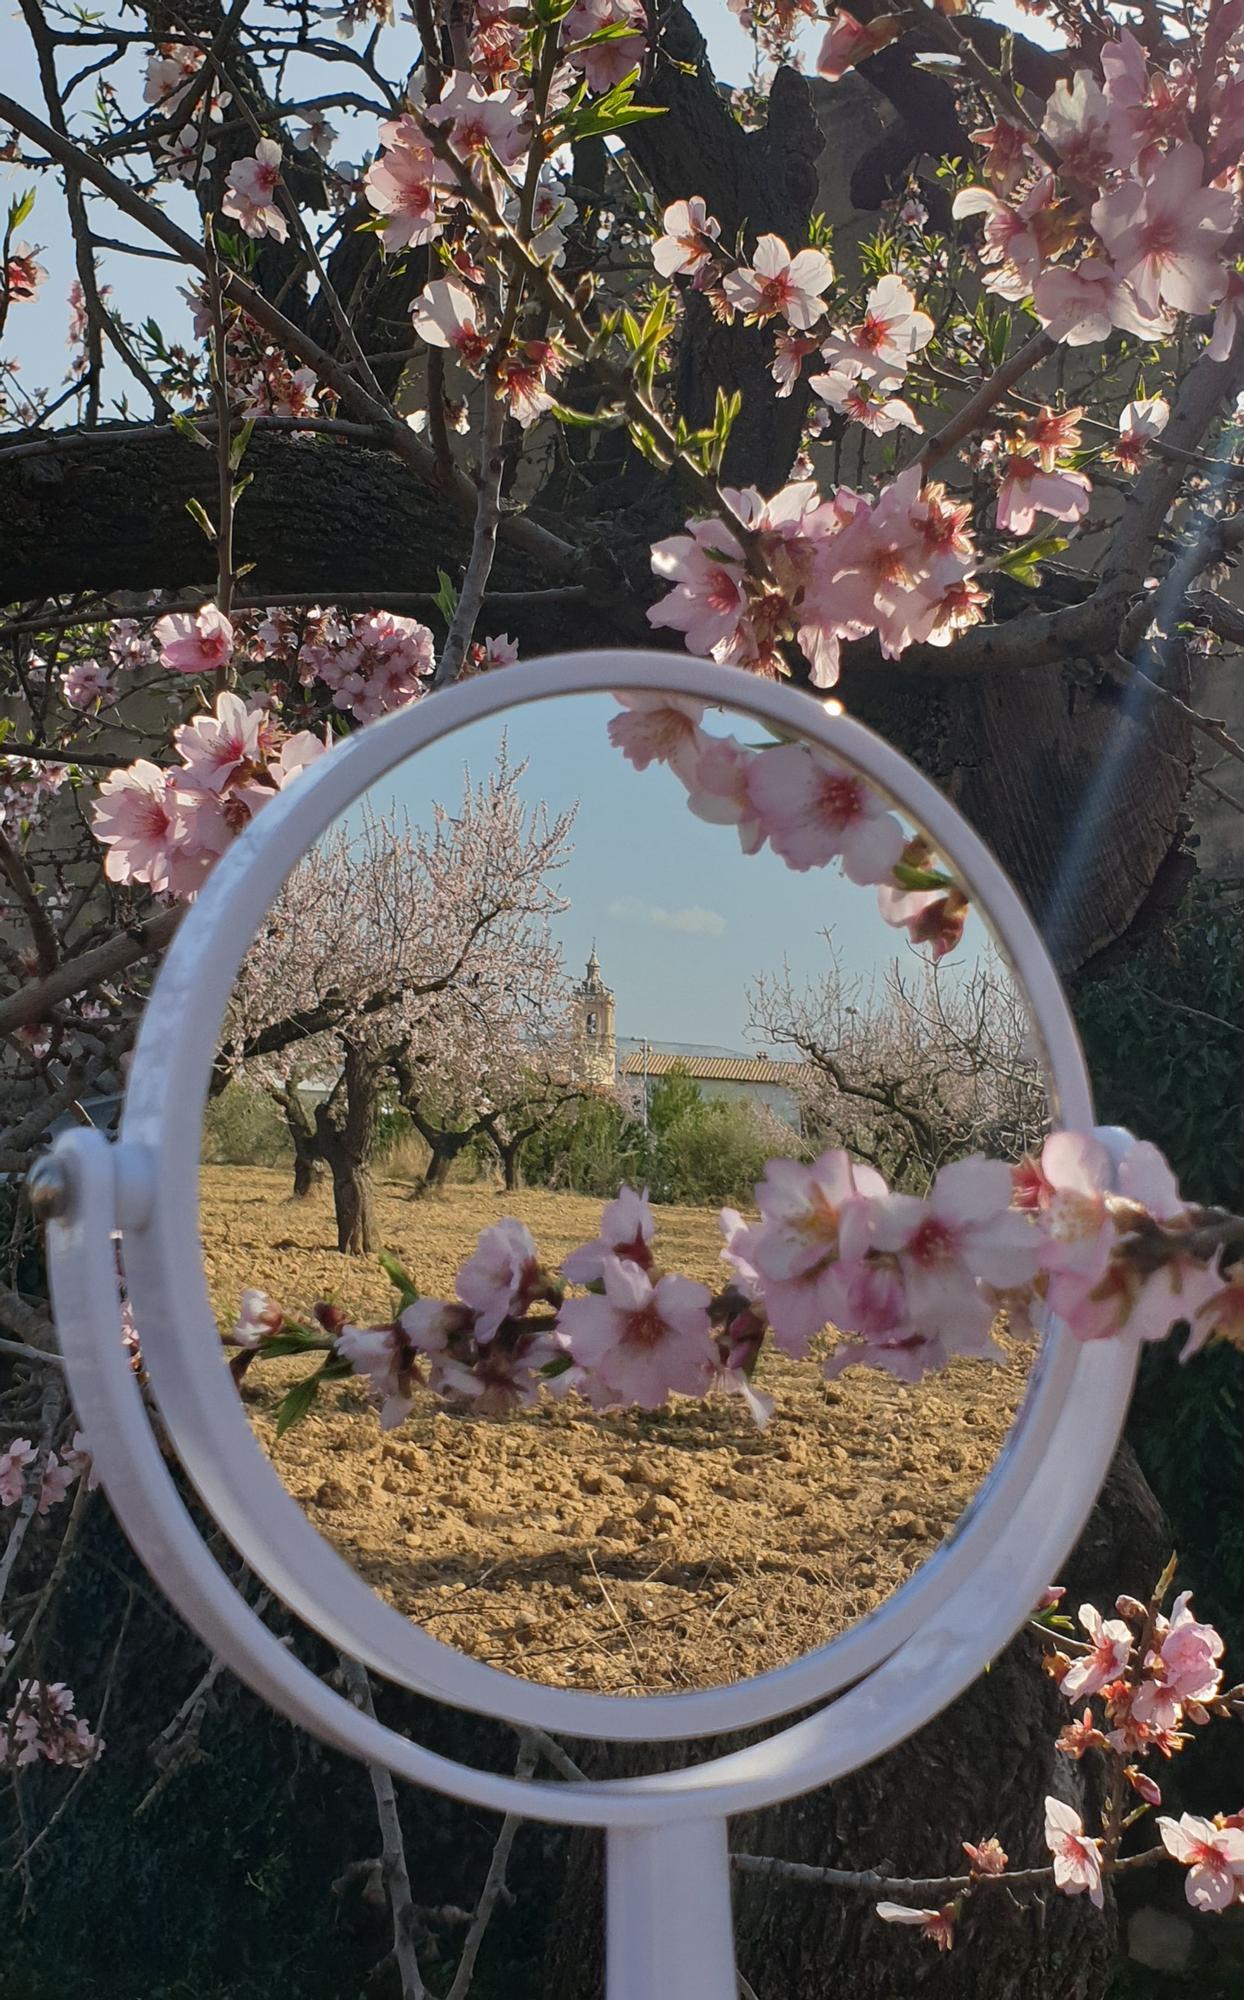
444;1734;538;2000
339;1654;429;2000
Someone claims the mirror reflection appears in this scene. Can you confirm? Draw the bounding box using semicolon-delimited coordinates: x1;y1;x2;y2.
200;688;1052;1695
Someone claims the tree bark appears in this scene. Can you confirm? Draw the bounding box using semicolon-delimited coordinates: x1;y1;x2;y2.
542;1443;1169;2000
267;1075;325;1200
313;1043;380;1254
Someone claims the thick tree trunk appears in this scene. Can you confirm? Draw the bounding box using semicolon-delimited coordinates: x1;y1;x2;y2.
313;1044;380;1254
270;1077;325;1201
542;1444;1168;2000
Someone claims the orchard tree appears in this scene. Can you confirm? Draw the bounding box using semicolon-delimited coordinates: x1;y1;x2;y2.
6;1;1244;1995
222;753;575;1246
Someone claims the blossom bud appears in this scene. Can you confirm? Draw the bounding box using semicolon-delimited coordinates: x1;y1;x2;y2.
1038;1585;1066;1611
1043;1650;1073;1685
1124;1766;1162;1807
1115;1595;1147;1622
314;1300;348;1335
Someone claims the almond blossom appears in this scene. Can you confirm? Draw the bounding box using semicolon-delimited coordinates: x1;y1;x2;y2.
817;9;900;81
744;1148;884;1356
809;361;921;435
723;235;834;330
952;176;1067;301
680;734;769;854
1136;1592;1224;1723
745;742;904;883
1158;1814;1244;1912
153;603;235;676
62;658;116;710
222;139;288;242
364;121;446;250
996;455;1092;537
410;279;491;366
455;1217;546;1342
91;759;227;898
425;74;528;174
336;1322;416;1429
875;1903;956;1950
561;1185;654;1285
5;245;46;302
1091;144;1236;318
558;1256;713;1408
1112;396;1170;473
300;611;432;722
606;691;707;781
232;1289;286;1348
0;1438;35;1507
647;521;750;661
652;197;722;280
869;1155;1041;1350
1061;1603;1133;1701
564;0;647;94
1044;1797;1104;1908
816;274;933;388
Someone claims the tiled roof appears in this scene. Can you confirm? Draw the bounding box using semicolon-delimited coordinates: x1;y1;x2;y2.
618;1051;808;1085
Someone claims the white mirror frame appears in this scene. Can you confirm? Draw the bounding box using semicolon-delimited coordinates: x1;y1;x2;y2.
43;652;1137;1997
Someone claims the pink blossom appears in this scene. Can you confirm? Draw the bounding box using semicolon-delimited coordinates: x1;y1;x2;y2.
817;10;900;81
91;759;227;898
301;612;432;723
498;340;562;427
996;455;1092;537
1113;395;1170;472
232;1289;285;1348
1044;1797;1104;1908
562;1185;654;1286
222;138;288;241
1158;1814;1244;1912
681;734;768;854
1209;270;1244;362
875;1902;956;1949
153;603;234;676
723;235;835;330
293;110;337;159
952;177;1059;300
1041;70;1116;187
1032;258;1169;345
455;1218;543;1341
1091;145;1235;318
809;361;921;434
817;273;933;386
870;1155;1040;1349
1145;1592;1224;1708
1;1681;101;1770
425;74;528;172
747;1149;884;1357
36;1456;77;1515
877;880;970;958
336;1322;415;1429
771;331;820;396
565;0;647;91
559;1256;713;1408
364;128;445;250
1061;1602;1134;1701
174;691;265;794
5;244;47;302
410;279;490;366
62;658;116;710
652;196;722;279
0;1439;36;1508
745;743;904;883
607;692;707;782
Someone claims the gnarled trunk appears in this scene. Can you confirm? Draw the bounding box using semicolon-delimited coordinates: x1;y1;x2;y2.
313;1043;380;1254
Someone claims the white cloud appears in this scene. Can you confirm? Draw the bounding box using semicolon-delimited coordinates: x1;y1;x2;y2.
607;896;726;937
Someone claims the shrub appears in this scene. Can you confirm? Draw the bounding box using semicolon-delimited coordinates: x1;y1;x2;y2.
201;1085;291;1167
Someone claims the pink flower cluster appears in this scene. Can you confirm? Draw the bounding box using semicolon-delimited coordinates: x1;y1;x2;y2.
222;139;287;242
952;34;1240;355
297;610;433;722
92;690;326;899
0;1680;102;1771
647;467;984;685
607;694;967;951
0;1437;78;1515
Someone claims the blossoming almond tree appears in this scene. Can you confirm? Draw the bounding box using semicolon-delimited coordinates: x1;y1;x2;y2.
5;0;1244;1991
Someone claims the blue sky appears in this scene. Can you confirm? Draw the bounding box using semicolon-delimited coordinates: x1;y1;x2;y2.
350;690;989;1053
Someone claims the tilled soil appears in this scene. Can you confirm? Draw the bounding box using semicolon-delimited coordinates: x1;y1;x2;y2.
201;1166;1034;1694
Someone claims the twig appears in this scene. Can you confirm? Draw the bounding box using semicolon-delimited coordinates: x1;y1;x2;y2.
917;330;1054;477
0;1339;63;1371
338;1656;428;2000
445;1735;537;2000
0;904;181;1038
729;1844;1165;1897
433;382;506;688
0;1375;63;1609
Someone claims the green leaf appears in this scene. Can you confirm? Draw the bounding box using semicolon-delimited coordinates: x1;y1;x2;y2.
184;496;216;543
432;567;459;625
378;1249;419;1310
994;532;1068;587
228;418;255;472
566;18;643;48
892;861;954;893
554;68;667;142
230;471;254;505
171;411;211;450
252;1325;330;1359
274;1370;322;1437
548;400;603;427
7;188;36;231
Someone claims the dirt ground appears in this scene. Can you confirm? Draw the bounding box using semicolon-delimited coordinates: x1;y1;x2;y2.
200;1165;1035;1695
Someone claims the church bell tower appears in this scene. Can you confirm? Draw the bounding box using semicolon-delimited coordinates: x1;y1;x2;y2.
573;945;616;1085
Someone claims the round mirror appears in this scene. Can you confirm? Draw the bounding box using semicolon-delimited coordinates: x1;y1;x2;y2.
199;680;1056;1698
